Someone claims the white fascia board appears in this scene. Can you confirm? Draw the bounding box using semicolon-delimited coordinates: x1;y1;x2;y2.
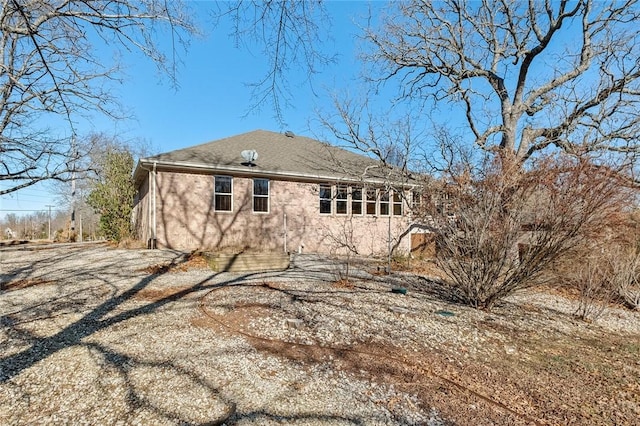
138;159;415;188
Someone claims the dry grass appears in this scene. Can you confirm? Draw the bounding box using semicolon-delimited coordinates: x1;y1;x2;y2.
2;278;56;291
116;238;147;249
395;258;446;278
197;280;640;425
140;251;210;275
332;279;355;289
134;286;194;302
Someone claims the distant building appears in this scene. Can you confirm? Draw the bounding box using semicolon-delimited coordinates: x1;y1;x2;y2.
4;228;16;239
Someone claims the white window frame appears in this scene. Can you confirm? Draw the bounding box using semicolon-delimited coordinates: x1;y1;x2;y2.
351;186;363;216
214;175;233;212
379;190;390;216
392;190;403;216
411;190;422;211
253;178;270;213
336;184;348;215
365;187;377;216
319;183;332;214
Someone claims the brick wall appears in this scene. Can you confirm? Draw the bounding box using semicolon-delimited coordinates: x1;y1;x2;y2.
143;170;413;256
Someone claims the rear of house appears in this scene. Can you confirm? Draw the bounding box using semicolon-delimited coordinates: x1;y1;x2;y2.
133;130;426;256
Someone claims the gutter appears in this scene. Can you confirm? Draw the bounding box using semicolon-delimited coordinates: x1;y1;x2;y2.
137;158;418;188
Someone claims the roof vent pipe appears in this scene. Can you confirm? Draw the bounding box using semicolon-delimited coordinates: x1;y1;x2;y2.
284;130;295;138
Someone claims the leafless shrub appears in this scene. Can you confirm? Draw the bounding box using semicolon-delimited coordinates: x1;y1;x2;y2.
562;254;615;321
552;208;640;318
319;218;360;283
428;155;634;310
610;249;640;310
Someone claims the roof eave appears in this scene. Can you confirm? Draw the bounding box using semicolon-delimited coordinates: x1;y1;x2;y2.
136;158;417;187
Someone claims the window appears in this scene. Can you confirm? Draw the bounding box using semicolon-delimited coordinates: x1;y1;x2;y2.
393;191;403;216
379;190;390;216
366;188;377;215
336;185;348;214
253;178;269;213
441;192;456;217
214;176;232;211
351;187;362;215
319;184;332;214
412;191;422;211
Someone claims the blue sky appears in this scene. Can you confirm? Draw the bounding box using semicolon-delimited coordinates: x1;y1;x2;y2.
0;1;374;217
0;1;605;219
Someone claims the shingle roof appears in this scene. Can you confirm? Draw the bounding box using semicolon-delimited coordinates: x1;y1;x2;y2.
136;129;411;184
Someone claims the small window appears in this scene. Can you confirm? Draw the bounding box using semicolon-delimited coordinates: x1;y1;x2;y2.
336;185;348;215
214;176;232;211
366;188;377;215
365;188;377;215
412;191;422;211
380;190;390;216
319;184;332;214
351;187;362;215
393;191;403;216
253;178;269;213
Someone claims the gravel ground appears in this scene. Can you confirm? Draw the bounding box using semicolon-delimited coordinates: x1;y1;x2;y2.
0;244;443;425
1;244;639;425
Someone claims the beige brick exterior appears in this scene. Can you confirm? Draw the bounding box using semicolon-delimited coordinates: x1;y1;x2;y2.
134;169;414;256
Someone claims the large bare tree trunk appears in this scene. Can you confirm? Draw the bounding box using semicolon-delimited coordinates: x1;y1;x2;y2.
365;0;640;173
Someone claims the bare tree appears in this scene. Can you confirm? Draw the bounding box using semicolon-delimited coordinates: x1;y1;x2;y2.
0;0;196;195
213;0;335;123
49;133;149;241
316;94;425;272
365;0;640;173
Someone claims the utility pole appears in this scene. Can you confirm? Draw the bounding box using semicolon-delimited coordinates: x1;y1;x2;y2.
70;135;77;240
46;205;54;241
71;170;76;234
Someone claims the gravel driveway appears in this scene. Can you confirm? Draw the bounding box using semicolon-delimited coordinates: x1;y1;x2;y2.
0;244;443;425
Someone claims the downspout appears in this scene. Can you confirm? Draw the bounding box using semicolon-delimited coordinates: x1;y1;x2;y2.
283;212;287;253
388;214;392;274
152;161;157;249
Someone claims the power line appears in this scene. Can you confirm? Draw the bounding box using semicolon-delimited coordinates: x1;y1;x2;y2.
0;209;65;212
1;187;55;195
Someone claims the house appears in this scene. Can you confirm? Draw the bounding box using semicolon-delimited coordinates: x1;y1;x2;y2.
132;130;425;256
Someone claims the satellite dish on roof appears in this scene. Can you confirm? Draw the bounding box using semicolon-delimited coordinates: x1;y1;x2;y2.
241;149;258;167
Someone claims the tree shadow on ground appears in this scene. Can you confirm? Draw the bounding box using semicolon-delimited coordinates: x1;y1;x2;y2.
0;249;256;424
1;247;430;425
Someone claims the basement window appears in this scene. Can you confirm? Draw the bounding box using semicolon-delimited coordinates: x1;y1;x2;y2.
214;175;232;211
253;178;269;213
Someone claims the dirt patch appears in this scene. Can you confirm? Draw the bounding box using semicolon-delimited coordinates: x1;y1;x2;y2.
396;258;444;276
134;285;194;302
140;252;210;275
198;307;538;425
196;281;640;426
2;278;56;291
332;279;355;289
